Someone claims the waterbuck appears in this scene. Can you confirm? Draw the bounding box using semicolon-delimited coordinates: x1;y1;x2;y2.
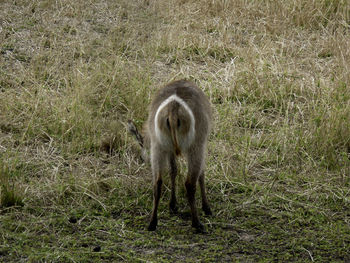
129;80;212;233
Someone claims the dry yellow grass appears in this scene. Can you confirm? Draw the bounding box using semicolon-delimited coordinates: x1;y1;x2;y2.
0;0;349;261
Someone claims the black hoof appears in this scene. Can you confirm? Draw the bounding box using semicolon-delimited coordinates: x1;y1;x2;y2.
203;206;212;216
193;222;206;234
148;220;157;231
169;203;178;214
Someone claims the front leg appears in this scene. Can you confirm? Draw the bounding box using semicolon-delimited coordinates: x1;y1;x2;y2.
199;172;212;216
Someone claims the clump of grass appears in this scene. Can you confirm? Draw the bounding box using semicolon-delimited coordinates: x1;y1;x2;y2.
306;90;350;169
0;165;24;208
0;184;24;208
100;120;126;154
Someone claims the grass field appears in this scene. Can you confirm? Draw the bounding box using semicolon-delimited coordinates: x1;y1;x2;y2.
1;0;350;261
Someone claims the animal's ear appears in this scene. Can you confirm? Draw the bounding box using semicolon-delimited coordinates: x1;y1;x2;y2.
127;120;144;148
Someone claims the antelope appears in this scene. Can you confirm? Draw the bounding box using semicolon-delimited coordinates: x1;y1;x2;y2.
129;80;212;233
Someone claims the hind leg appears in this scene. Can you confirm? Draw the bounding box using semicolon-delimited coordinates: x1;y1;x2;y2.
148;144;167;231
185;147;206;233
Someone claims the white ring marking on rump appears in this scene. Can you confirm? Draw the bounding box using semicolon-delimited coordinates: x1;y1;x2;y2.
154;94;195;146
